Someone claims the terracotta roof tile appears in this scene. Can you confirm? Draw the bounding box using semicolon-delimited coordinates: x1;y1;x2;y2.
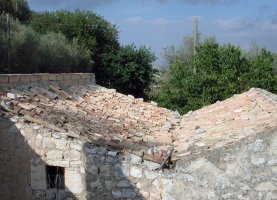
173;88;277;156
1;83;277;163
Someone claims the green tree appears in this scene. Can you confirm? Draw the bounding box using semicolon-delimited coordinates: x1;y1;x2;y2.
101;44;156;97
0;0;31;22
154;38;277;114
30;10;119;79
1;20;91;73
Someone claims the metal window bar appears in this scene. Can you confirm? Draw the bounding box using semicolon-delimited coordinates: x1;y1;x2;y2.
47;166;64;200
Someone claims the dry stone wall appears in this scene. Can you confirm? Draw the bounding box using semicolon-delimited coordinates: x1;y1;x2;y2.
0;113;168;199
0;73;95;89
1;74;277;200
157;130;277;200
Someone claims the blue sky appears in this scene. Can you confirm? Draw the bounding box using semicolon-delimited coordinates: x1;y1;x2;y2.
28;0;277;66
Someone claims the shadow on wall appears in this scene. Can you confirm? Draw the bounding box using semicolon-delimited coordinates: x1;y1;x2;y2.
0;113;78;200
0;112;145;200
83;141;145;200
0;114;34;200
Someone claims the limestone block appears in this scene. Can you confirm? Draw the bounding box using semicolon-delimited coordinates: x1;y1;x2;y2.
48;74;57;81
56;74;64;81
112;190;122;198
145;170;158;180
46;160;70;168
86;165;99;175
0;75;8;83
130;166;143;178
100;165;111;177
73;144;83;151
90;73;96;83
63;74;72;81
114;163;129;179
136;180;151;189
251;155;265;166
8;75;20;83
90;178;102;189
130;153;143;164
144;160;160;171
63;150;81;161
117;180;131;187
65;170;83;194
46;150;63;160
108;151;117;157
123;189;136;198
140;191;150;199
252;140;265;152
272;167;277;174
31;164;46;190
30;74;42;82
105;180;115;190
55;139;68;149
255;182;276;191
42;138;56;149
20;74;32;82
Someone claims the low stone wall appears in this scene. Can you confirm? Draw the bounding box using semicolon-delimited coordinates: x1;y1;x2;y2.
0;73;95;88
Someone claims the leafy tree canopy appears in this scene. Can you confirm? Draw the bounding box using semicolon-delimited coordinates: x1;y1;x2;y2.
0;20;91;73
30;10;120;75
101;44;156;97
153;38;277;114
0;0;31;22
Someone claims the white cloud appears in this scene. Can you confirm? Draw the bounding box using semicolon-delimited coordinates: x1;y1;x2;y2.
125;17;145;24
214;18;253;31
125;17;181;25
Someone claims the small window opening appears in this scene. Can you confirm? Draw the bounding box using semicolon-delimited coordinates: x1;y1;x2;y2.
46;165;65;189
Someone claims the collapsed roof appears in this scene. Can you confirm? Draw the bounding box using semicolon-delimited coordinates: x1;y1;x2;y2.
1;79;277;165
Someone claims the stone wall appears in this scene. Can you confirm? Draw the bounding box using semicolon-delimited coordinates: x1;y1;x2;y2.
0;73;95;89
155;130;277;200
0;113;165;199
1;105;277;199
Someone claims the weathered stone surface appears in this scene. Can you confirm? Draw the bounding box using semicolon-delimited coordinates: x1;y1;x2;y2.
255;182;276;191
63;150;81;160
267;158;277;166
130;153;143;164
251;155;265;166
272;166;277;174
252;140;265;152
112;190;122;198
100;165;111;177
107;151;117;157
117;180;131;187
145;170;158;180
42;138;56;149
46;160;70;167
65;170;83;194
130;166;143;178
105;180;115;190
144;160;160;171
31;164;47;190
123;189;136;198
86;165;98;175
90;179;102;189
46;150;63;160
0;74;9;83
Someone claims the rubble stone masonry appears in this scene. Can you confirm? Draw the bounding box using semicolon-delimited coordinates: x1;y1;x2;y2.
0;73;277;199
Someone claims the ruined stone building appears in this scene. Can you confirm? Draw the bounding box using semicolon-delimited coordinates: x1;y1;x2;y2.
0;73;277;200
